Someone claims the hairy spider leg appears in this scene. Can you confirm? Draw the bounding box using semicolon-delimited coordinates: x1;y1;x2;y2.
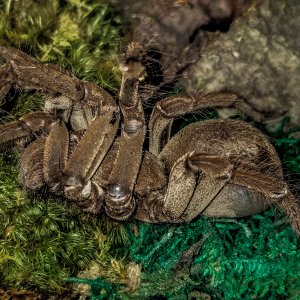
134;152;234;222
0;46;86;102
0;46;119;130
0;46;122;213
149;91;263;156
104;61;146;220
185;152;288;220
51;110;120;213
0;112;57;146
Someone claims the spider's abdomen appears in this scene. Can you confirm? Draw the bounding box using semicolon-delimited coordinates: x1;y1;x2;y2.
202;183;268;217
159;119;283;178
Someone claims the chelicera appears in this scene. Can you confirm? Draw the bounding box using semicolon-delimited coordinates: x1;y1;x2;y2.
0;43;299;235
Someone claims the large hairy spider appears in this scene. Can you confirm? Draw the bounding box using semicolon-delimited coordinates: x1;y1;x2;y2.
0;43;299;235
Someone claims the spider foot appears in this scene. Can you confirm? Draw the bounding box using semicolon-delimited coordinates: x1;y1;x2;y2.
104;183;136;220
64;177;104;213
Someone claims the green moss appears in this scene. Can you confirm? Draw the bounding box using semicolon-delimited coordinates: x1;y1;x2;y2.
0;150;127;293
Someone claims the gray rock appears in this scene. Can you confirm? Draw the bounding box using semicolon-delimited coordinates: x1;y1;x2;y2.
182;0;300;126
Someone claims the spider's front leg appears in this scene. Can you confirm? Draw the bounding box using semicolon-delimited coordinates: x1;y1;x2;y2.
40;108;120;213
103;58;147;220
46;49;147;219
0;46;85;105
0;46;119;137
0;46;118;123
0;47;121;210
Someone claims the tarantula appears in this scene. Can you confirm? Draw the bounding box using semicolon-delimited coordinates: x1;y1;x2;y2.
0;43;299;235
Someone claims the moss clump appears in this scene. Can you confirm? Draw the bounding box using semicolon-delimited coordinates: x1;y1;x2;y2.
78;208;299;299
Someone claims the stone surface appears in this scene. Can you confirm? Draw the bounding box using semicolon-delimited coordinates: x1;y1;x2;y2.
182;0;300;126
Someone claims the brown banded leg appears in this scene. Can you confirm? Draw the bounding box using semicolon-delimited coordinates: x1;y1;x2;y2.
20;138;46;190
134;152;234;223
0;112;57;147
104;61;146;220
0;46;118;117
57;110;120;213
149;92;263;156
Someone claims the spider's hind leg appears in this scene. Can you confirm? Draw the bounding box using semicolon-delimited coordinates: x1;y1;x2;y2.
278;191;300;237
20;138;46;190
149;92;264;156
0;63;13;104
19;120;69;194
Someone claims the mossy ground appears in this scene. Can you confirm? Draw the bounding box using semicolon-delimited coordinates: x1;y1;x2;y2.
0;0;299;299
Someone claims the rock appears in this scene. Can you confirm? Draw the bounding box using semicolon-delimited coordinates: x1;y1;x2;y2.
183;0;300;126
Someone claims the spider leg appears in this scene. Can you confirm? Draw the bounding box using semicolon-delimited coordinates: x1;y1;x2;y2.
231;162;300;236
230;162;288;200
0;46;118;124
149;92;263;155
0;46;85;102
135;152;233;223
103;61;147;220
164;153;234;222
0;63;13;104
0;112;61;191
18;122;68;194
136;150;297;225
58;110;120;212
182;153;289;221
278;191;300;236
43;121;69;193
0;46;122;214
0;112;57;147
20;138;46;190
19;112;120;214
